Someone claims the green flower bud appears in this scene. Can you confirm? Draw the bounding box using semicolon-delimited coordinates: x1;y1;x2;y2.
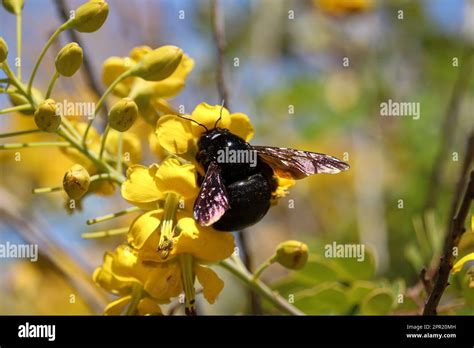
71;0;109;33
55;42;83;77
34;99;61;132
131;45;183;81
108;97;138;132
63;164;90;200
2;0;24;14
0;37;8;62
274;240;308;270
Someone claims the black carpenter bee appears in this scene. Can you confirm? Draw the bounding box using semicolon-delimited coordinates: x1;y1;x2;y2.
175;111;350;231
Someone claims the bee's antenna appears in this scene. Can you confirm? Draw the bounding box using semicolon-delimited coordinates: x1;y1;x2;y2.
213;100;225;129
175;114;208;132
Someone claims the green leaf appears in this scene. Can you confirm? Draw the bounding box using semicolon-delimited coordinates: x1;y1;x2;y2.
298;254;342;283
293;283;351;315
329;248;376;281
360;288;396;315
348;280;377;305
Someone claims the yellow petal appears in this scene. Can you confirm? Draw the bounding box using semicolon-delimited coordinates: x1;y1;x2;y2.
452;253;474;274
171;216;235;262
89;180;117;196
271;176;295;203
195;264;224;304
137;297;163;315
112;245;141;276
102;56;135;97
191;103;231;136
149;132;169;162
155;158;198;199
156;114;196;155
121;164;163;209
228;112;254;142
104;296;131;315
92;252;136;295
149;54;194;98
128;210;163;249
106;129;142;165
152;98;176;115
129;45;152;62
144;261;183;300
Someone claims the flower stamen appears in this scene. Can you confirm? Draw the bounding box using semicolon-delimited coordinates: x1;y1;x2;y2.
157;192;180;259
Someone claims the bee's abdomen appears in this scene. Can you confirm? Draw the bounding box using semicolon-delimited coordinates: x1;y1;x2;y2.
212;172;273;231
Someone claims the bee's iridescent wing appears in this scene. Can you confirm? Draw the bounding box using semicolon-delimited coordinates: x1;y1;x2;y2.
254;146;349;179
193;161;230;226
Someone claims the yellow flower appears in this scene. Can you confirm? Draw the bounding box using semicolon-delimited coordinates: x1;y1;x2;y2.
117;156;234;307
156;102;254;162
315;0;374;15
101;45;194;124
272;176;295;203
104;296;163;316
128;210;234;263
93;244;176;314
121;157;198;211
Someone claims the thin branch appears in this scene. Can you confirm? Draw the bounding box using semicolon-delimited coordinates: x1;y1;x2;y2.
211;0;230;109
424;48;474;211
210;0;262;314
423;132;474;314
419;267;433;294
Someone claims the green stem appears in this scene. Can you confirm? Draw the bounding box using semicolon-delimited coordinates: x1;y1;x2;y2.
56;128;126;183
27;22;69;93
179;254;196;316
125;283;144;316
0;104;32;114
82;69;133;146
86;206;140;225
99;124;110;160
252;255;276;280
2;62;35;107
32;186;63;194
16;11;22;80
117;132;123;173
81;227;129;239
0;129;41;138
60;117;82;142
218;258;305;316
45;71;59;99
0;141;70;150
90;172;122;185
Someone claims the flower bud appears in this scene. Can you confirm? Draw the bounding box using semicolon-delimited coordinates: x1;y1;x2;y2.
70;0;109;33
63;164;90;200
55;42;83;77
0;37;8;62
2;0;24;14
130;45;183;81
108;97;138;132
34;99;61;132
274;240;308;270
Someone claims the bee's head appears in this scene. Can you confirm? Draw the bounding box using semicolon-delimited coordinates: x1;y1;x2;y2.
198;128;229;150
